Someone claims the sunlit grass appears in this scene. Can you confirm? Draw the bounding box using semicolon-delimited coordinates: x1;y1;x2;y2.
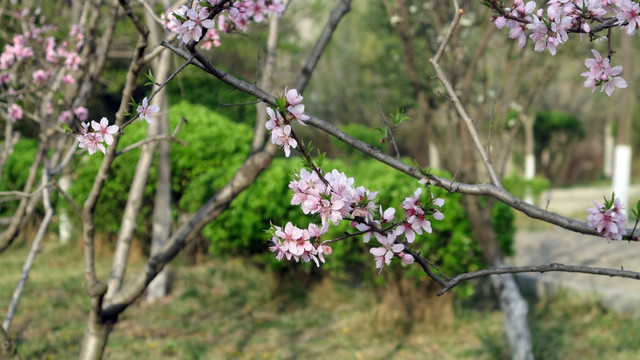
1;239;640;359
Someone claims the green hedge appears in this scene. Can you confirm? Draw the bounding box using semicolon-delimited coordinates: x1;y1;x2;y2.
0;138;39;217
67;101;252;239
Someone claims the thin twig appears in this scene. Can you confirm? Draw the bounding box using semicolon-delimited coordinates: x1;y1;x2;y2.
437;262;640;295
429;2;502;187
116;135;187;156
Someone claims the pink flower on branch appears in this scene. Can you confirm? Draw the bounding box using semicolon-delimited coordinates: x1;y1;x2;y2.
92;117;119;146
370;233;405;272
581;49;627;96
587;196;627;242
8;104;23;123
137;97;160;123
76;118;119;155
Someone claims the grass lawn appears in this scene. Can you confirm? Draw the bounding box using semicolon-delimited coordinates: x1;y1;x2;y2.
1;238;640;359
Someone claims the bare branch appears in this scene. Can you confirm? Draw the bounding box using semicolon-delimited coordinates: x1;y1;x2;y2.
116;135;187;156
429;4;502;187
165;43;637;241
437;262;640;296
3;171;54;332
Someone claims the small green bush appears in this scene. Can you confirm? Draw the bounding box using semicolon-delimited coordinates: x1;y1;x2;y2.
329;123;384;161
66;101;252;239
503;175;550;201
0;138;39;216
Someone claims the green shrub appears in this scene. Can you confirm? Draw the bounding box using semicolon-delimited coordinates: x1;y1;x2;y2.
503;175;550;201
0;138;39;216
66;101;252;239
166;67;257;123
329;123;384;161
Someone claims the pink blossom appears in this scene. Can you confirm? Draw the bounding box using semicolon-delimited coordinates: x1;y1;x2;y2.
32;69;48;86
74;106;89;121
177;6;216;43
58;110;73;123
587;197;627;242
200;28;221;49
62;74;76;84
581;49;627;96
269;236;289;261
394;221;419;243
77;122;105;155
8;104;23;123
397;252;414;265
271;124;297;157
265;107;284;130
64;52;81;70
409;213;432;234
616;0;640;35
369;233;404;272
92;117;119;145
317;244;332;264
137;97;160;123
287;104;309;125
285;87;303;106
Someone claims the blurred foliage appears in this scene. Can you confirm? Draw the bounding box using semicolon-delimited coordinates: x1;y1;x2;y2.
492;201;515;257
534;110;585;183
503;175;550;201
0;139;39;216
328;123;385;162
66;101;252;240
534;110;585;150
171;102;253;213
166;66;257;123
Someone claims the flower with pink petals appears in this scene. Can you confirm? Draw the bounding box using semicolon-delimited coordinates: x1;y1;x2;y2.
587;196;627;242
137;97;160;123
287;104;309;125
92;117;119;145
77;122;105;155
58;110;73;123
285;87;303;106
369;234;404;272
8;104;23;123
271;124;297;157
74;106;89;121
265;107;284;130
616;0;640;35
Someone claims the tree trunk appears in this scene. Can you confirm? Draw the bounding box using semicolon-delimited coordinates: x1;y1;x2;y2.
78;308;114;360
0;326;19;359
462;195;533;360
105;123;157;300
459;107;533;359
147;39;172;302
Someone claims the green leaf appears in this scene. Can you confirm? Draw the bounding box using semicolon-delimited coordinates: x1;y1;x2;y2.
144;69;155;86
391;108;411;126
275;95;287;112
173;11;187;22
61;122;72;133
130;96;139;110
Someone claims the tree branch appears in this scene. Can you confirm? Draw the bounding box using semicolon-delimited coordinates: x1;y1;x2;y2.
437;262;640;296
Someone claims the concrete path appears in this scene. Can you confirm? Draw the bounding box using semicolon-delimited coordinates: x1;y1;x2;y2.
510;185;640;314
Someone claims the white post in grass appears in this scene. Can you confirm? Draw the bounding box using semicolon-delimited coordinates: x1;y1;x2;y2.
612;34;634;216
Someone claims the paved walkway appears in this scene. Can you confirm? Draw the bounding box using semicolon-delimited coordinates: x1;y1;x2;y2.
510;185;640;314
